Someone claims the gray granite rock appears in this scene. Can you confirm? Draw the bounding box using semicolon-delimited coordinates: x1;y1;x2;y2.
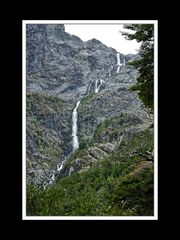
26;24;151;186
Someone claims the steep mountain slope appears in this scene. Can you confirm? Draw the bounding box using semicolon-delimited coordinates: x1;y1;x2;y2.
27;125;153;216
26;24;154;216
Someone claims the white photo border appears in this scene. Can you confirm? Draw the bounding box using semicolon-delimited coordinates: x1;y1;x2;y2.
22;20;158;220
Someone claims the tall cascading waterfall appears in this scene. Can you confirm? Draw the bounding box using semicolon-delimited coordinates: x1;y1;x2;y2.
42;58;109;188
72;101;80;152
116;53;122;73
95;79;105;93
43;101;81;188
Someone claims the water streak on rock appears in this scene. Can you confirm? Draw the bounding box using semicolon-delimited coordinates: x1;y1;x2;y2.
72;101;80;152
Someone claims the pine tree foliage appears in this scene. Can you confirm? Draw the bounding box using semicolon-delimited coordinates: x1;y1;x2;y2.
122;24;154;111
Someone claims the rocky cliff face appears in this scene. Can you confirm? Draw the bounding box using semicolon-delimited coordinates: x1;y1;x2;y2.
26;24;152;186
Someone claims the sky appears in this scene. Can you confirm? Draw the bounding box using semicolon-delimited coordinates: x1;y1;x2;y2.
65;24;140;55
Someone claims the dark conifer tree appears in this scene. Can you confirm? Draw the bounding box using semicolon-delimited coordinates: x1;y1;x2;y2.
122;24;154;112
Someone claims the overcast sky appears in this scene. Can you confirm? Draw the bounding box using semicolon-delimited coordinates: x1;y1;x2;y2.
65;24;140;55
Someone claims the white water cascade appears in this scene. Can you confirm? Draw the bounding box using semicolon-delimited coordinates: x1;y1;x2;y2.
116;66;120;73
87;81;92;95
72;101;80;152
116;53;122;73
57;158;66;172
95;79;105;93
117;53;121;65
95;79;98;93
49;174;55;186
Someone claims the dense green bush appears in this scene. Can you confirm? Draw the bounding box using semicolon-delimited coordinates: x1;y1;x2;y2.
79;140;88;150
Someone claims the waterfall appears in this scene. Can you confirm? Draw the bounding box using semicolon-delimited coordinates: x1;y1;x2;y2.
116;66;120;73
87;81;92;95
95;79;98;93
43;158;66;188
97;79;104;92
49;174;55;185
116;53;122;73
117;53;121;65
42;100;81;188
72;101;80;152
95;79;105;93
68;166;74;176
57;159;66;172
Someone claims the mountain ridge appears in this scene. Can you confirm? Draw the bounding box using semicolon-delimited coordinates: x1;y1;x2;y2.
26;23;153;217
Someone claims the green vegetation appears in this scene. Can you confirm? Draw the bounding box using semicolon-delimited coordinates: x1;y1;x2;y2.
27;159;153;216
27;127;154;216
27;91;65;115
80;93;95;105
26;25;154;216
122;24;154;112
93;124;123;144
79;140;88;150
26;91;71;177
92;112;143;143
